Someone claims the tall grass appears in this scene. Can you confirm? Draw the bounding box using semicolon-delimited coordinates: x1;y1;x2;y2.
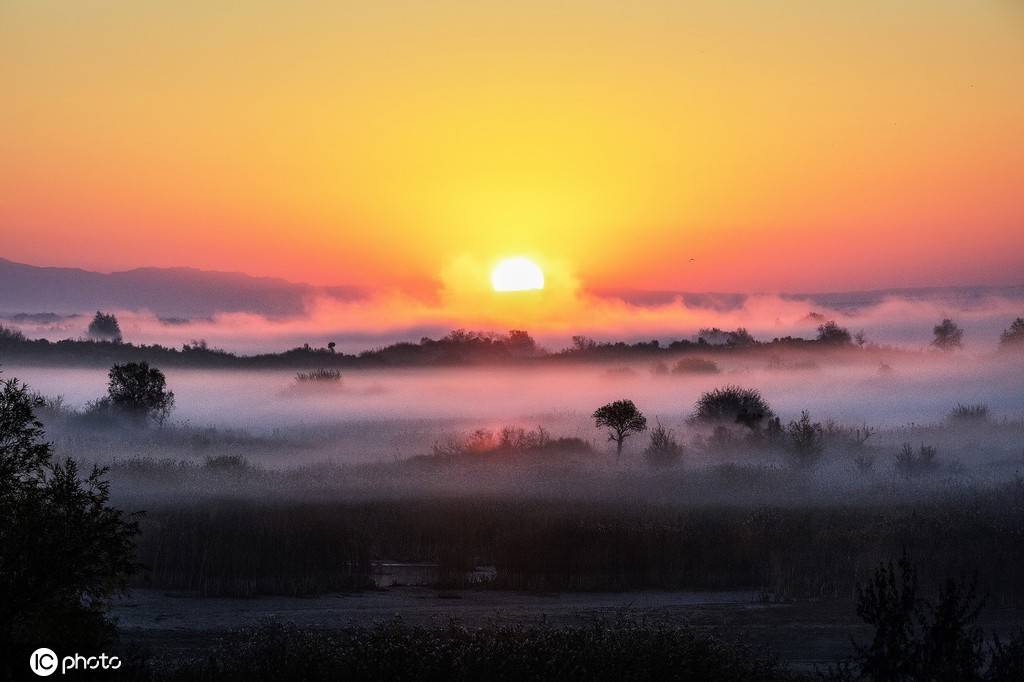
132;482;1024;603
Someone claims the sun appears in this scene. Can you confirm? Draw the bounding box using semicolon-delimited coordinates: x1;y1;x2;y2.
491;257;545;292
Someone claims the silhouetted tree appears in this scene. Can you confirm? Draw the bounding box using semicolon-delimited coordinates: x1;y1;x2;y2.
785;410;824;468
692;386;774;429
816;320;853;345
855;556;920;681
999;318;1024;348
643;422;683;467
572;335;598;352
853;557;987;681
593;400;647;461
0;377;139;672
697;327;755;347
327;341;337;353
506;329;537;356
932;318;963;351
87;311;122;342
105;362;175;425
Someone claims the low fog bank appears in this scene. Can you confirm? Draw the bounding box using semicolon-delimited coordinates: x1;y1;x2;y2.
9;348;1024;440
5;348;1021;503
4;288;1023;354
6;352;1024;605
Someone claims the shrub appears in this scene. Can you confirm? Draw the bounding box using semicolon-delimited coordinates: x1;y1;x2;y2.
670;357;720;374
295;368;343;383
822;421;873;451
697;327;755;347
1000;318;1024;348
692;386;774;429
948;403;990;423
431;426;588;458
643;423;684;467
895;443;939;479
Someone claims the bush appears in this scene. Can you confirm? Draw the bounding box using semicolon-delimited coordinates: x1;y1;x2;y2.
670;357;720;374
1000;318;1024;348
895;443;939;479
295;368;343;383
948;403;990;423
643;423;684;467
692;386;774;429
430;426;589;459
0;377;139;675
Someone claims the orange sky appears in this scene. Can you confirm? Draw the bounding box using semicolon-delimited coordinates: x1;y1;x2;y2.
2;0;1023;300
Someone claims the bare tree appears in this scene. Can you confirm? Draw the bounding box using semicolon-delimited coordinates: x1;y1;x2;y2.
593;400;647;461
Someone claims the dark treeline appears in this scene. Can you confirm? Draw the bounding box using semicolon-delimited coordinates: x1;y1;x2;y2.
0;322;935;369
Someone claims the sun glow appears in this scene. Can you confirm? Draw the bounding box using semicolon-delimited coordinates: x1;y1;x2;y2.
491;257;545;292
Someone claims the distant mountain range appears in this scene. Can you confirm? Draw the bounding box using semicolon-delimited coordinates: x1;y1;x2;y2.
0;258;364;317
1;257;1021;319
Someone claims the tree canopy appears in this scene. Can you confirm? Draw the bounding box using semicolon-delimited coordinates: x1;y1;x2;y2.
0;376;139;669
593;400;648;460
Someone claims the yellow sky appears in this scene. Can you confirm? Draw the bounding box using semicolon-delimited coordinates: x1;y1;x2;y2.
2;0;1023;297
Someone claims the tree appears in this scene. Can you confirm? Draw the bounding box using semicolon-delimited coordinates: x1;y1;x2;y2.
932;318;963;351
816;320;852;345
105;362;175;425
0;377;139;670
853;557;987;681
999;318;1024;348
87;311;122;342
643;422;684;467
593;400;647;461
572;335;598;352
855;556;920;681
692;386;774;429
785;411;824;468
327;341;337;353
506;329;538;356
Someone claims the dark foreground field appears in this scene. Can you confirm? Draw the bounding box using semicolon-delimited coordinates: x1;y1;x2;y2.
107;587;1024;680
